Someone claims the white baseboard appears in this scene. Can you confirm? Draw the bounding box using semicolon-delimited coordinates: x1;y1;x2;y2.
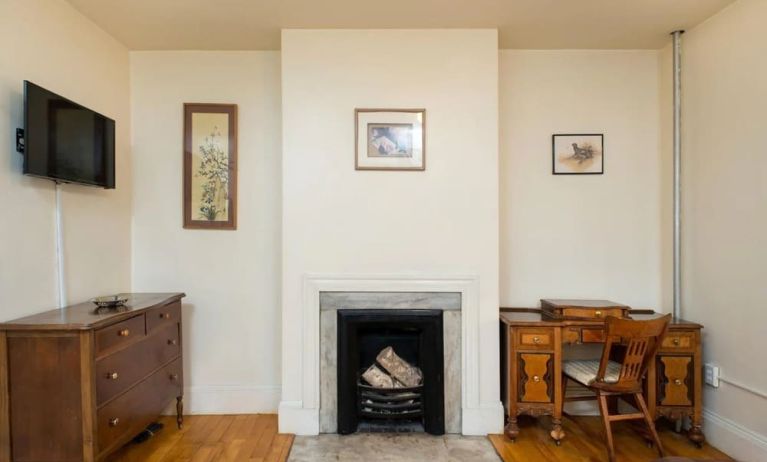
278;401;320;435
703;409;767;462
168;385;281;415
462;402;505;435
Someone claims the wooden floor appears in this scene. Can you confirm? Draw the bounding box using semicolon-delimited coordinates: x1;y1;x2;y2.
489;416;733;462
106;415;293;462
107;414;732;462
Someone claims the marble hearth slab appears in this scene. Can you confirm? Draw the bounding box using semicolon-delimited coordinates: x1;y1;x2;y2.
287;433;501;462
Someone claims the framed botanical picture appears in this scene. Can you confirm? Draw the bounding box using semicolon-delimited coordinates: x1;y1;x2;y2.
183;103;238;229
552;133;604;175
355;108;425;171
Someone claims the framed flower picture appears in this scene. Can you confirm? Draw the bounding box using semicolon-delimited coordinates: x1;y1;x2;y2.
552;133;604;175
183;103;238;229
355;108;425;171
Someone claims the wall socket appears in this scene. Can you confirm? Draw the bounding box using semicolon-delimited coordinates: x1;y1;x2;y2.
704;363;720;387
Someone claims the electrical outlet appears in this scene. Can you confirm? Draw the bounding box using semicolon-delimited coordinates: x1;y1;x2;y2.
704;363;720;387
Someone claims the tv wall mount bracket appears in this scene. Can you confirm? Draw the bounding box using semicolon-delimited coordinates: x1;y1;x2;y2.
16;128;25;154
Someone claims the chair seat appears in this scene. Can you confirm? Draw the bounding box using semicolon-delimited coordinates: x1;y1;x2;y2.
563;359;621;386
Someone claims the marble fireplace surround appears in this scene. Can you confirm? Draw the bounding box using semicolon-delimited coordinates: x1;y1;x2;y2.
319;291;462;433
278;274;500;436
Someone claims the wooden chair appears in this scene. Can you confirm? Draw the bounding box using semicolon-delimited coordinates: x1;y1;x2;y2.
561;314;672;462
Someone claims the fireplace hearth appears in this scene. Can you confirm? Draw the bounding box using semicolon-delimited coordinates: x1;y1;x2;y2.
337;309;445;435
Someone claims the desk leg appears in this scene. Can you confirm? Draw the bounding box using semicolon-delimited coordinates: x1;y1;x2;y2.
550;418;565;445
550;327;565;445
505;416;519;442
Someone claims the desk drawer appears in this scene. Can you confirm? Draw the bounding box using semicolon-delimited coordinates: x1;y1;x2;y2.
96;323;180;406
581;328;605;343
95;315;146;356
147;301;181;334
515;328;554;349
561;307;625;319
661;332;696;352
97;358;182;455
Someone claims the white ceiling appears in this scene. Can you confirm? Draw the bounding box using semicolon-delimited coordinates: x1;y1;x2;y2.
66;0;735;50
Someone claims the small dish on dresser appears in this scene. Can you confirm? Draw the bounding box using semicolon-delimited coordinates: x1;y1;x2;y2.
91;295;129;308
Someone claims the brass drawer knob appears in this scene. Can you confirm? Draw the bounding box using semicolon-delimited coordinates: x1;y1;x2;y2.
533;375;541;383
118;329;130;337
170;373;179;381
160;313;171;320
673;338;681;345
674;379;683;386
595;310;603;317
533;337;541;344
107;372;119;380
168;339;178;346
109;417;120;427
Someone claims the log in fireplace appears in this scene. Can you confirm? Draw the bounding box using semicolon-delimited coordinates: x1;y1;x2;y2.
337;309;445;435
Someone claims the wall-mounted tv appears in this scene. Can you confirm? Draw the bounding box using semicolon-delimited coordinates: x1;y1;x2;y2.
23;81;115;188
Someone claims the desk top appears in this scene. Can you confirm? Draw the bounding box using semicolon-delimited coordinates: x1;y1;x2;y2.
500;308;702;329
0;293;186;331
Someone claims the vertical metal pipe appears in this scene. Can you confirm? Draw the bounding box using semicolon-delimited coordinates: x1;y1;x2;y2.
672;30;684;319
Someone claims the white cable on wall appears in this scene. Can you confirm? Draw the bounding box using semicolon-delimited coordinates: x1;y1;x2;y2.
55;182;67;309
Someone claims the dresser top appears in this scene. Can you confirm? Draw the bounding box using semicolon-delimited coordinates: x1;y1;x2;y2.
0;293;185;331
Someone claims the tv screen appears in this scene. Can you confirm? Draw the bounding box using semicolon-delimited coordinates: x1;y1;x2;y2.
23;81;115;188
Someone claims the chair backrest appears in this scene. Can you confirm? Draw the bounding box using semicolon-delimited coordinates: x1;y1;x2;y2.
594;314;672;391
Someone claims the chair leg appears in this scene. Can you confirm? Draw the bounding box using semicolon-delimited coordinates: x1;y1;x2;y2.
597;392;616;462
635;392;665;458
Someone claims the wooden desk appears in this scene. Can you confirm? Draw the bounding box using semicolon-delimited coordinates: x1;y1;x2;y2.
500;308;704;447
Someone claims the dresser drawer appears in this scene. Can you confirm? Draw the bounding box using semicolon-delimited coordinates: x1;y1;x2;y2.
96;323;181;406
661;331;696;352
95;315;146;356
146;301;181;333
515;328;554;349
97;358;183;455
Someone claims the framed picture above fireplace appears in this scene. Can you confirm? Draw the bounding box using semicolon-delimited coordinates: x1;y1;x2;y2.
355;108;425;171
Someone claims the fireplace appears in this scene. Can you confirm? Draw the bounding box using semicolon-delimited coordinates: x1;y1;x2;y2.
336;309;445;435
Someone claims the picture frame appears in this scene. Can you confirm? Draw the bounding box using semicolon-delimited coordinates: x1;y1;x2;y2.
355;108;425;171
183;103;238;229
552;133;604;175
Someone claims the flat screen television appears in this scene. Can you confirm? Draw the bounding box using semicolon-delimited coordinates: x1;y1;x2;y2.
23;81;115;188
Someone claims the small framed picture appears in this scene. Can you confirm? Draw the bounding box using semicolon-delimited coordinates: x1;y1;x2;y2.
552;134;604;175
355;109;425;171
183;103;238;229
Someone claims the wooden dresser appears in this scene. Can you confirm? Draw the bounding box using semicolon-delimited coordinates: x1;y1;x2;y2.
500;301;704;447
0;293;185;462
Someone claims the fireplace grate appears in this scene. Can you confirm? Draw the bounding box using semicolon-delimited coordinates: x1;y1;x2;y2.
357;372;423;420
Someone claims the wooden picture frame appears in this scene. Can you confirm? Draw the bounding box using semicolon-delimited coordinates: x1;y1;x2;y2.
183;103;238;229
355;108;426;171
552;133;604;175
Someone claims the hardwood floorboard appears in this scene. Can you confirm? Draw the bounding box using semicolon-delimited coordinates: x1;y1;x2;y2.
489;416;733;462
107;415;292;462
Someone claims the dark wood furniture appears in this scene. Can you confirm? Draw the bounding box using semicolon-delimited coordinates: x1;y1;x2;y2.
500;302;705;448
0;293;185;462
561;315;671;462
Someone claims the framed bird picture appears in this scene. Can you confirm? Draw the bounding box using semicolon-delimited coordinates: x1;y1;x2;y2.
552;134;604;175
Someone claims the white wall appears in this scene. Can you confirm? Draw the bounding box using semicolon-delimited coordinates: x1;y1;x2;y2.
130;52;282;413
280;29;501;434
499;50;667;309
680;0;767;459
0;0;131;319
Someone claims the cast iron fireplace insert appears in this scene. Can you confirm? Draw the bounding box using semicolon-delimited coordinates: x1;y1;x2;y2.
336;309;445;435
